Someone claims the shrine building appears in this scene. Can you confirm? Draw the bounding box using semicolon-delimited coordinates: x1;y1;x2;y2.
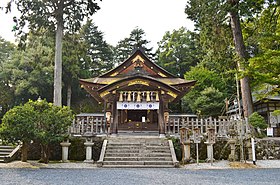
79;49;196;136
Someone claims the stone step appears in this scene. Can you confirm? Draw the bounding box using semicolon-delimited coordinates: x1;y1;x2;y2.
0;148;14;152
105;150;171;154
106;149;140;153
100;137;177;168
0;159;4;163
104;157;172;161
0;151;11;155
0;145;15;149
108;143;142;146
108;140;169;144
102;165;174;168
105;152;172;157
107;145;170;151
106;146;141;150
108;139;167;144
107;144;169;147
102;160;173;166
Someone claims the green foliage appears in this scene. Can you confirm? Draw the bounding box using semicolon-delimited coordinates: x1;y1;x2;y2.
272;110;280;116
184;0;237;101
0;31;54;104
7;0;101;45
185;0;235;73
7;0;101;106
243;3;280;97
1;99;73;143
249;112;267;129
0;37;15;117
0;103;37;143
185;66;227;92
29;99;73;144
192;87;225;117
184;66;228;116
114;27;154;63
157;27;200;78
79;20;114;77
0;99;73;162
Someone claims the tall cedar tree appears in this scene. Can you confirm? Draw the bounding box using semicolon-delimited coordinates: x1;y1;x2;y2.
6;0;101;106
185;0;265;118
114;27;154;64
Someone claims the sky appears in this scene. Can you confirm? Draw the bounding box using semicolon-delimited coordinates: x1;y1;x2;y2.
0;0;194;49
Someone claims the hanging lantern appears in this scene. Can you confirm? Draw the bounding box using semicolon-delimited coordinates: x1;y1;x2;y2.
119;91;123;102
155;91;159;101
127;91;131;102
146;91;151;102
136;91;141;102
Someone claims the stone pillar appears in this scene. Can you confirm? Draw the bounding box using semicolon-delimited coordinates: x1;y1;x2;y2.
84;141;94;163
182;141;191;161
60;141;71;162
205;128;215;163
205;142;214;162
228;139;236;161
246;139;253;161
180;127;191;162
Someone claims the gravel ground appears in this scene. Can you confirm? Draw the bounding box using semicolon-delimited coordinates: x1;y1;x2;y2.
0;168;279;185
0;161;279;185
0;160;279;169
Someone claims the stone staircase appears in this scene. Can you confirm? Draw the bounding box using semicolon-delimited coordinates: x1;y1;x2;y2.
0;145;19;163
98;137;179;168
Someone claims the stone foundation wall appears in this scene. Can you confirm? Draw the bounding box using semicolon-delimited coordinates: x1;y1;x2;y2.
26;137;104;161
173;136;280;162
255;138;280;160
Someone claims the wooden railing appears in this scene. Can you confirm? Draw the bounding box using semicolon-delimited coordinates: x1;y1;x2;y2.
69;113;107;136
167;114;240;137
69;113;242;137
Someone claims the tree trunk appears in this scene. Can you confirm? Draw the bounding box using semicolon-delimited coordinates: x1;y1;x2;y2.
229;0;254;118
39;143;50;164
53;1;64;106
21;141;28;162
67;84;72;107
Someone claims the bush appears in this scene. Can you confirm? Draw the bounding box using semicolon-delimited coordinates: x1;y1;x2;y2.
249;112;267;129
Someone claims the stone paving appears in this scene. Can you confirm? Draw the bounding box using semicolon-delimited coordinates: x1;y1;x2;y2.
0;160;279;169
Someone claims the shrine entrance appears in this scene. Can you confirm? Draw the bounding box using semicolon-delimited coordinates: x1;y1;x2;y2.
118;109;158;132
79;49;196;136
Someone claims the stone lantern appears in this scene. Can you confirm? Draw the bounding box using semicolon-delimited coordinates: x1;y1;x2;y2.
83;132;95;163
193;128;201;165
204;127;216;164
180;128;191;162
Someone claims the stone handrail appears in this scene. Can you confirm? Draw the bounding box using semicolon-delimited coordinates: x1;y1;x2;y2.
4;144;22;163
97;139;108;167
168;140;179;167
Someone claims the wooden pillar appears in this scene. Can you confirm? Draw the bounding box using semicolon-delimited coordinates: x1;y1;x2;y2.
111;96;118;135
158;98;165;137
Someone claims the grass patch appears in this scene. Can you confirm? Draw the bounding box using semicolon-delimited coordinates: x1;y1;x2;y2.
229;162;257;168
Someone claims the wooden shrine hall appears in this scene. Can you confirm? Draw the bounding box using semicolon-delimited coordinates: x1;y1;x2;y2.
79;49;196;136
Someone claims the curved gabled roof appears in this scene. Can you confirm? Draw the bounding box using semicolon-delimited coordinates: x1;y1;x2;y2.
99;49;178;78
79;48;196;103
97;75;181;94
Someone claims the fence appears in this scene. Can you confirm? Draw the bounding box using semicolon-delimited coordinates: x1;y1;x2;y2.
69;113;244;137
69;113;106;136
167;114;242;137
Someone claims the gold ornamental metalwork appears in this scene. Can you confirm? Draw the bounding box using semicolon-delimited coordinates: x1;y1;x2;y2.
128;80;149;86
